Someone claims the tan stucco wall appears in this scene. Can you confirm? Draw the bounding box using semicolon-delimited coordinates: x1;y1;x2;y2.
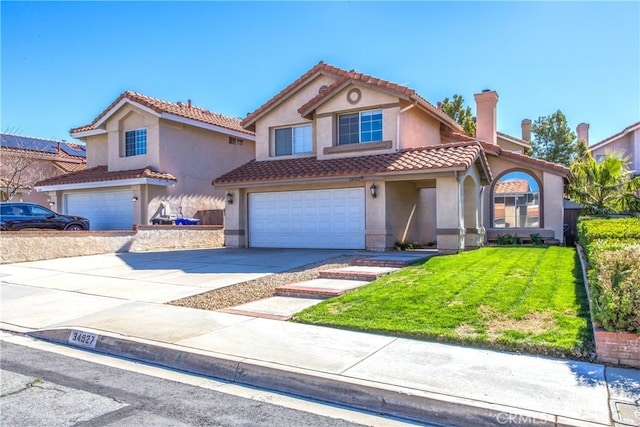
436;175;463;254
385;181;420;244
542;171;564;243
591;134;630;159
254;74;337;161
399;105;441;149
85;133;108;167
496;137;526;153
316;86;399;160
105;105;161;172
416;188;437;244
156;120;254;220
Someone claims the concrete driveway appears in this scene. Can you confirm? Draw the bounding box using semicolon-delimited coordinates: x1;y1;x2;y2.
0;248;355;331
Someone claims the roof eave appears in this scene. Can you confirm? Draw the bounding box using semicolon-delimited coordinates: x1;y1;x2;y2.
160;113;255;140
241;68;339;129
35;177;176;192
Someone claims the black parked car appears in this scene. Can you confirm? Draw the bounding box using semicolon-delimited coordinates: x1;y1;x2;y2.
0;202;90;231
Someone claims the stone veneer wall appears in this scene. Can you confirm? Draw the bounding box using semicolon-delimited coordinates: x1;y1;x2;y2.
577;246;640;368
0;226;224;264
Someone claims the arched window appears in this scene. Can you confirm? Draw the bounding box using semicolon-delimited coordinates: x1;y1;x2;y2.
492;171;540;228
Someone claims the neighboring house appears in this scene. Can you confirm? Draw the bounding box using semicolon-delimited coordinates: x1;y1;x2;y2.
587;121;640;174
213;62;569;253
0;133;86;205
35;91;255;230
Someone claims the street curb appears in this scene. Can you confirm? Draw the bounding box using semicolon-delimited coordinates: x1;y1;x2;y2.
24;327;606;427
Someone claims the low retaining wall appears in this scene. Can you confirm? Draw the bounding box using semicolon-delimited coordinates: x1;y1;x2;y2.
576;245;640;368
593;329;640;368
0;225;224;264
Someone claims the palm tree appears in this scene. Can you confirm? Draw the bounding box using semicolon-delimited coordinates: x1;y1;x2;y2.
567;151;640;215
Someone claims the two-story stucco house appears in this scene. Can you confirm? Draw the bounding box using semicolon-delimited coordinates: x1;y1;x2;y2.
587;121;640;174
213;62;569;253
36;91;255;230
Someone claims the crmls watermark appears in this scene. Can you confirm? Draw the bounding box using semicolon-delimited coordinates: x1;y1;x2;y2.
496;412;549;425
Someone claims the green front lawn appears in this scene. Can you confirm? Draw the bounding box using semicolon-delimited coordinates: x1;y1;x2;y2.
294;247;593;359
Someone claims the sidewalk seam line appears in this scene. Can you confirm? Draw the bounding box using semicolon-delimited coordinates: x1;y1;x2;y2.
338;336;399;375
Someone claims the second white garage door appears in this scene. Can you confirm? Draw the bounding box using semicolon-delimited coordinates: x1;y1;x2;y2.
65;190;134;230
248;188;365;249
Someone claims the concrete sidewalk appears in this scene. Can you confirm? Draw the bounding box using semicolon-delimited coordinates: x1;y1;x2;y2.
1;248;638;426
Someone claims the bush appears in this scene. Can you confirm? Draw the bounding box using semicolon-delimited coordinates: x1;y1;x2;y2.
589;246;640;334
529;233;545;246
496;233;523;245
578;217;640;333
578;217;640;248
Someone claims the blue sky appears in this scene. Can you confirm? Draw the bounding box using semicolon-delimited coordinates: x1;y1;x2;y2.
2;1;638;146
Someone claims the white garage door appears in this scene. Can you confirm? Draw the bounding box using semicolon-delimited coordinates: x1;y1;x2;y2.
248;188;365;249
65;190;134;230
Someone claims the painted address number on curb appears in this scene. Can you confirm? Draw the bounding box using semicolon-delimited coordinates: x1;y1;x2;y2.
67;330;98;349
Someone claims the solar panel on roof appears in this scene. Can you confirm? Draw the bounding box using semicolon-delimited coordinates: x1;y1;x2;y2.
60;143;86;157
0;134;58;154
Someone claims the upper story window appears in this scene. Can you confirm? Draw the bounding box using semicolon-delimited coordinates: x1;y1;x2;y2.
275;124;312;156
229;136;244;146
492;171;540;228
338;109;382;145
125;129;147;157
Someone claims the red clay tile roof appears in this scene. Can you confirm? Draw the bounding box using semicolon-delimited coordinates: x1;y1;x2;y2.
53;161;87;173
440;135;570;177
35;165;176;187
495;179;530;193
213;141;489;185
241;61;465;134
297;71;464;133
240;62;349;130
70;91;253;136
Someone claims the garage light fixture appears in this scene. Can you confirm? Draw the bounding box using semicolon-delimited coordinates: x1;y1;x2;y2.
370;183;377;198
226;192;233;204
49;201;55;206
132;196;139;202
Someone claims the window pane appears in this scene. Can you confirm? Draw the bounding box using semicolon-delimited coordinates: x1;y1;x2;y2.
492;171;540;228
275;128;292;156
293;125;312;154
339;113;359;145
125;129;146;157
359;110;382;143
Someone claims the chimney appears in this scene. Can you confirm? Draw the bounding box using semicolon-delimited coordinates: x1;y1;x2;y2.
474;90;498;144
576;123;589;145
521;119;531;142
187;99;192;108
57;142;61;154
437;101;442;111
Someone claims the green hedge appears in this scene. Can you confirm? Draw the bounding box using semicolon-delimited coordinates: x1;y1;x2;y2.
578;217;640;334
578;217;640;247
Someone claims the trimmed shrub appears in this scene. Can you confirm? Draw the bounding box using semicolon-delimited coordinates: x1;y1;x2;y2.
589;246;640;334
578;217;640;248
578;217;640;333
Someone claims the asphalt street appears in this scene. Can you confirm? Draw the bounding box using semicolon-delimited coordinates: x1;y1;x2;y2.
0;335;417;427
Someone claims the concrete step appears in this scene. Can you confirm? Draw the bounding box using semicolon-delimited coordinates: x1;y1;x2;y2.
353;253;436;268
220;296;324;321
319;266;399;281
276;278;370;299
